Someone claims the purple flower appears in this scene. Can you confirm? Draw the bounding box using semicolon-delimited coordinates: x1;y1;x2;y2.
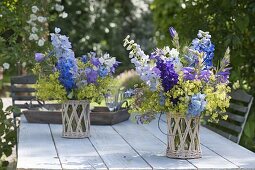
182;67;196;80
198;70;211;82
35;53;45;62
91;56;100;67
85;67;98;84
149;52;158;59
81;55;88;63
169;27;177;38
217;68;231;83
156;58;178;92
110;61;121;74
152;67;161;76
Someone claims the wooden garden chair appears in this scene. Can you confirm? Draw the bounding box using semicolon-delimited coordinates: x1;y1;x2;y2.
10;75;61;124
205;89;253;144
11;75;37;121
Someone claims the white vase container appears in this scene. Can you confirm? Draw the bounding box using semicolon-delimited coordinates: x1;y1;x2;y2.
166;113;201;159
62;100;90;138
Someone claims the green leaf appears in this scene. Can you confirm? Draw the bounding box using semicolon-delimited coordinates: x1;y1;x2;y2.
236;14;249;32
67;91;74;99
5;105;20;114
2;160;9;167
243;114;255;138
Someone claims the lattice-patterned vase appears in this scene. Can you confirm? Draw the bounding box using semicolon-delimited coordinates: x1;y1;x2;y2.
166;113;202;159
62;100;90;138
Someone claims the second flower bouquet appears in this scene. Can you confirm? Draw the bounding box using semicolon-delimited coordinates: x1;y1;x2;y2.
123;27;231;158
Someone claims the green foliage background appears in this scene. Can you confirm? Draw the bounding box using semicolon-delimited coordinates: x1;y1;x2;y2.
53;0;155;73
151;0;255;151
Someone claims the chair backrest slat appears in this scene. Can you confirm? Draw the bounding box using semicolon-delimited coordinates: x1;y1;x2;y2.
225;112;245;123
218;120;242;133
230;89;253;103
10;75;36;84
10;75;37;110
205;89;253;144
10;87;35;93
229;103;248;113
12;95;36;101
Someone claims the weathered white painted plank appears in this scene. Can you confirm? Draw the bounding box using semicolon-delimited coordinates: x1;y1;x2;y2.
143;118;239;169
201;127;255;169
50;124;107;170
113;121;196;170
17;116;62;170
90;126;151;170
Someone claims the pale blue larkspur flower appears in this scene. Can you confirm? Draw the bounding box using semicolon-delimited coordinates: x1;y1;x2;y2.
187;93;207;117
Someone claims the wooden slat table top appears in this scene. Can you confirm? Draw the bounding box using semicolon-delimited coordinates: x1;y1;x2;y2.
17;115;255;170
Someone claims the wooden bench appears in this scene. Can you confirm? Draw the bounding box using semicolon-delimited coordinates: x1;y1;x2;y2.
205;89;253;144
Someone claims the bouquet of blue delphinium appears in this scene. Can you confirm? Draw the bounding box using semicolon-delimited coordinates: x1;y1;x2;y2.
123;27;231;123
33;28;119;103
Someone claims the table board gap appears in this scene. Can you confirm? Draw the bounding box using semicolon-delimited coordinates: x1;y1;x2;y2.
49;124;64;170
201;143;240;168
112;126;153;170
88;137;110;170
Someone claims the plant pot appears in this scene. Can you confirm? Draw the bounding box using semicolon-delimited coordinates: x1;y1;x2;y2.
62;100;90;138
166;113;201;159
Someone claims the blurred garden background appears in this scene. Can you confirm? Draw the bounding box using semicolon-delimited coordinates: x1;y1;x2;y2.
0;0;254;160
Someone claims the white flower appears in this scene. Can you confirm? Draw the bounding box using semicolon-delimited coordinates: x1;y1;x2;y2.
173;60;183;73
29;34;39;41
99;53;117;70
30;14;37;21
55;27;61;33
99;57;105;65
59;12;68;18
33;34;39;41
3;63;10;70
109;22;116;28
0;14;2;18
37;16;47;23
29;34;33;40
108;58;116;67
26;19;36;26
55;4;64;12
38;38;45;47
163;46;171;54
32;27;38;33
31;6;39;13
22;62;26;68
169;48;179;58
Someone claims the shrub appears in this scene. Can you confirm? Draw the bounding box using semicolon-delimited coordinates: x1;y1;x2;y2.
0;99;19;167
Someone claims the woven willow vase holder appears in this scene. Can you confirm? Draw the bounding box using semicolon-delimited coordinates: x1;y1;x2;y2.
62;100;90;138
166;113;201;159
